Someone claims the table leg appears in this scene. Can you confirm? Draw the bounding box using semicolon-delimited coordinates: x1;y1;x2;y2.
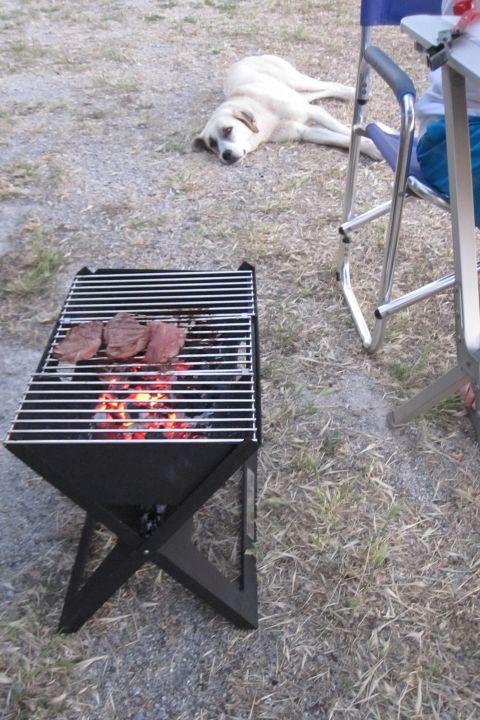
387;365;467;427
442;66;480;358
389;63;480;432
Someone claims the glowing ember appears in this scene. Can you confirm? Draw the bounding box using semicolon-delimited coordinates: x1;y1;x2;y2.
94;365;199;440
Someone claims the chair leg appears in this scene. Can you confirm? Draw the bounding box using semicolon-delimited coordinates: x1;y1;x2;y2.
338;233;375;349
337;40;392;352
341;127;363;227
338;193;406;353
338;200;395;349
338;201;409;353
338;87;416;353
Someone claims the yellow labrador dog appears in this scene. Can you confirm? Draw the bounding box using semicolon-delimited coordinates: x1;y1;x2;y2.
193;55;379;164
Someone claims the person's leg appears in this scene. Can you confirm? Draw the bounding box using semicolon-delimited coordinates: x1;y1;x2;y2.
471;118;480;228
416;116;480;228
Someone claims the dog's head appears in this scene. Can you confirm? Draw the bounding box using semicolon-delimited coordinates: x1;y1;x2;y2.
193;106;259;165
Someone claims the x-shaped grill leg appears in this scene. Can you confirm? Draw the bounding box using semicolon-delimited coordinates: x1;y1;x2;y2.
59;452;258;632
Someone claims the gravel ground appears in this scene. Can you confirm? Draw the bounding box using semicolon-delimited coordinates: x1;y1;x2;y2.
1;2;479;719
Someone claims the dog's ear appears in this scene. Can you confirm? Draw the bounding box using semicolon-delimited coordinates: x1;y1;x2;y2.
192;136;208;152
233;110;259;134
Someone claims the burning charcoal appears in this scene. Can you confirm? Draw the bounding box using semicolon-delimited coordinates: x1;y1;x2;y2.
145;321;186;365
52;321;104;363
93;365;199;440
104;313;149;360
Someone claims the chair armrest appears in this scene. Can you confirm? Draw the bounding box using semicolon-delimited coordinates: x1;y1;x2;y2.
364;46;416;103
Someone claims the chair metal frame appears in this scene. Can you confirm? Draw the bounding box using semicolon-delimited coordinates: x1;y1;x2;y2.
338;0;456;354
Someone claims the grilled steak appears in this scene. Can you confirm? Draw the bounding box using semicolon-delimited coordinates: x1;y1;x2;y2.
145;321;186;365
104;313;149;360
53;321;104;363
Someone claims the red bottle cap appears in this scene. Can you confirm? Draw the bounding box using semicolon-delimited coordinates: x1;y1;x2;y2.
453;1;474;15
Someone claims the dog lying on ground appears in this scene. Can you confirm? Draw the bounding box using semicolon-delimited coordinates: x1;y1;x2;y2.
193;54;380;164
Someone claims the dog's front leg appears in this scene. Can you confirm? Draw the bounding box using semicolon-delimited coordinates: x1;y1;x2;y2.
270;121;306;143
302;125;352;150
271;121;352;148
270;121;351;148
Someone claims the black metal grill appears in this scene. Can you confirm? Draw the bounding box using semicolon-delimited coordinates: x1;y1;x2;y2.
4;263;261;631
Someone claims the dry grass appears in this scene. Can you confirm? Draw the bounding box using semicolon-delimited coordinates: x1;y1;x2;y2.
1;0;479;719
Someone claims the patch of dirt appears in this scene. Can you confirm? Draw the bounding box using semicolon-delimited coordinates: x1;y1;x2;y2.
1;2;479;719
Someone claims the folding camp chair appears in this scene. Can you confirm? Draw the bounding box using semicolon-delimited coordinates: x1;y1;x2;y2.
338;0;452;354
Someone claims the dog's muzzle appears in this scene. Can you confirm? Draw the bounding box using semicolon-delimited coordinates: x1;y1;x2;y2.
222;149;243;164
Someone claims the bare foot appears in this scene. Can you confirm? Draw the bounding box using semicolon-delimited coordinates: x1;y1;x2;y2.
459;383;476;410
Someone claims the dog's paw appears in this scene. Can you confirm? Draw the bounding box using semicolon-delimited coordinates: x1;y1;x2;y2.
361;139;382;161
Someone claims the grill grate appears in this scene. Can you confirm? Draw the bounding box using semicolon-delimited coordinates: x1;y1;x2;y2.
6;267;260;444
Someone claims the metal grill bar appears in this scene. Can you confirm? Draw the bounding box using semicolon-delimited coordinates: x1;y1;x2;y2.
12;407;255;413
59;302;253;313
16;384;254;391
45;350;253;364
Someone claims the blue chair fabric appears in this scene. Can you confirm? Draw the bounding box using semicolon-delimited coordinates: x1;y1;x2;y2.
361;0;442;27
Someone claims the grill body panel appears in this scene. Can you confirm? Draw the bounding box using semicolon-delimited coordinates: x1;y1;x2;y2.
8;439;244;505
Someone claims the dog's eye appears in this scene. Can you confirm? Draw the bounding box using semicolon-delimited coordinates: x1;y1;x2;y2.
222;127;233;138
209;137;218;150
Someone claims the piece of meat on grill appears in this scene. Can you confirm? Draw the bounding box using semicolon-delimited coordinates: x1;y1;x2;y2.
104;313;149;360
52;321;104;363
144;321;187;365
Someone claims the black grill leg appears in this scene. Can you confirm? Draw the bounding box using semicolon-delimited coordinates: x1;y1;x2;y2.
153;456;258;629
241;453;257;596
61;513;96;613
59;536;144;633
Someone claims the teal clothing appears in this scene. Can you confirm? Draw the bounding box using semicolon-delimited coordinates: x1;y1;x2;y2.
416;116;480;229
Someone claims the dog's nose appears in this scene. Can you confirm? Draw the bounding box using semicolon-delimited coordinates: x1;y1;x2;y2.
222;149;236;164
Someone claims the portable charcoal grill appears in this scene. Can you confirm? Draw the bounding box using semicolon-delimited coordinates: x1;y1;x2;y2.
5;263;261;631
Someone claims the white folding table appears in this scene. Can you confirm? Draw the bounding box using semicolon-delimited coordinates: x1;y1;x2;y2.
388;14;480;434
